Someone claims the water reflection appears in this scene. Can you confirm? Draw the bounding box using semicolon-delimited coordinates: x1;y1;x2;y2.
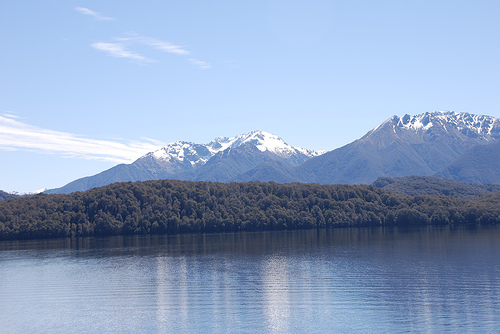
263;255;290;333
1;226;500;333
3;225;489;255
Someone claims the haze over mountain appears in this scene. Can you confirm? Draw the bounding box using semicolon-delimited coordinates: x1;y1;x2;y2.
44;111;500;194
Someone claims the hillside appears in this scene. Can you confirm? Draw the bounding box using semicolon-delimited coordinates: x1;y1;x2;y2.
435;141;500;184
373;175;500;199
2;179;500;241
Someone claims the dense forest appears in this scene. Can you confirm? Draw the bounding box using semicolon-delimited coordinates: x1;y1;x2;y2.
373;176;500;199
1;179;499;240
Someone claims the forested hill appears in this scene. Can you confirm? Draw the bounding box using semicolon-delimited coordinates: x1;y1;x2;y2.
1;180;499;241
0;190;19;201
373;176;500;199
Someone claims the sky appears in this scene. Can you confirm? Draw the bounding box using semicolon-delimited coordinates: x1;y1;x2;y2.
1;0;500;193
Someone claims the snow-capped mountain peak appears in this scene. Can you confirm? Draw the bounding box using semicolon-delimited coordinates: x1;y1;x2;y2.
209;130;303;156
147;141;212;166
9;188;48;196
142;130;324;167
368;111;500;141
396;111;499;135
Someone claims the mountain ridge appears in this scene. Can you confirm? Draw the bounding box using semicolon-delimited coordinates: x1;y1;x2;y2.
46;130;324;194
44;111;500;194
293;111;499;185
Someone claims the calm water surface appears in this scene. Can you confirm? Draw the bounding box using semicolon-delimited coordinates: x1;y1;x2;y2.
1;226;499;333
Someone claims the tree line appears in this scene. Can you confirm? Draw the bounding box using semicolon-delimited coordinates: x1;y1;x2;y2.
0;179;499;240
373;175;500;199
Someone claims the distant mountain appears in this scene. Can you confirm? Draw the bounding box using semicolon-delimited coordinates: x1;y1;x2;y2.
372;175;500;199
435;141;500;184
294;111;500;184
0;189;47;201
46;130;324;194
191;131;322;182
45;111;500;194
0;190;20;201
193;145;282;182
232;160;300;183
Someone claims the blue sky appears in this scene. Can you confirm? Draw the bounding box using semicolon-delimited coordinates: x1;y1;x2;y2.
1;0;500;193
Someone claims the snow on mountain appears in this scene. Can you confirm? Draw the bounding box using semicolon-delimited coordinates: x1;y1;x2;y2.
208;130;325;157
149;141;212;167
44;113;500;195
367;111;500;140
46;130;325;194
9;188;48;196
396;111;499;137
145;130;324;167
300;110;500;186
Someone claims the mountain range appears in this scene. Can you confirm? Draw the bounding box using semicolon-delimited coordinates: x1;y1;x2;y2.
44;111;500;194
292;111;499;184
46;130;324;194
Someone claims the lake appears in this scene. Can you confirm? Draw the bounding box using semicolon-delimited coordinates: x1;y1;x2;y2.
1;226;499;333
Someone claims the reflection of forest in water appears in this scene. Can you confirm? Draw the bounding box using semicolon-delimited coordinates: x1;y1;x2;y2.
1;224;496;256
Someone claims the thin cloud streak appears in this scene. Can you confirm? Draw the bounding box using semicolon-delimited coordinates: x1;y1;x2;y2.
0;114;166;163
188;58;212;69
118;36;190;55
78;7;211;68
95;34;210;68
75;7;115;21
92;42;154;62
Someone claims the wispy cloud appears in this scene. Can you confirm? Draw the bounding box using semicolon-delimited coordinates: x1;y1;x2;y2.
2;112;22;119
0;114;166;163
75;7;115;21
92;42;154;63
118;36;190;55
188;58;212;69
78;7;211;68
94;35;210;67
